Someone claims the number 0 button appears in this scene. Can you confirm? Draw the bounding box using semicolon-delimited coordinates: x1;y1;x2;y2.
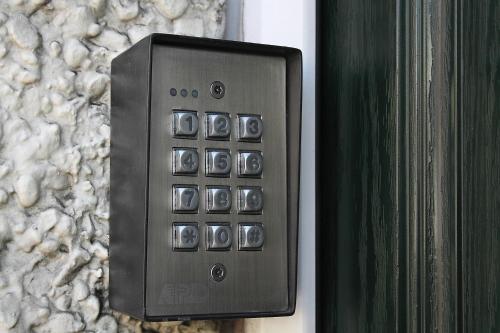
238;115;263;141
238;151;263;177
206;224;232;250
173;186;199;212
206;113;231;139
173;111;198;137
206;149;231;176
173;148;198;175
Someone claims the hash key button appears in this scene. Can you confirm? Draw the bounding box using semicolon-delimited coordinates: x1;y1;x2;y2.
173;223;199;250
238;223;264;250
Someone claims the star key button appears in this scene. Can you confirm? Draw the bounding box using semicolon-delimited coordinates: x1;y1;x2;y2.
173;223;199;250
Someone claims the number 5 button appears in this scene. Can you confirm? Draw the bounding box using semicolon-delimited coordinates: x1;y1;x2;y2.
238;151;263;177
206;112;231;139
206;149;231;176
173;186;199;212
238;115;263;141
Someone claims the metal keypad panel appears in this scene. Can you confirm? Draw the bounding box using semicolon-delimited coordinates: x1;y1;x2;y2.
147;45;288;316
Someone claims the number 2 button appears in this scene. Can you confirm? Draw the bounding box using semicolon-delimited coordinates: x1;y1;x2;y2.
173;186;199;212
206;149;231;176
206;113;231;139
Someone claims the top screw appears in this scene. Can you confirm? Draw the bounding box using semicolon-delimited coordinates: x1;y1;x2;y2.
210;81;225;99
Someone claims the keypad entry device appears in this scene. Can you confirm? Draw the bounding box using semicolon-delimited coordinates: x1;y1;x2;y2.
110;34;302;321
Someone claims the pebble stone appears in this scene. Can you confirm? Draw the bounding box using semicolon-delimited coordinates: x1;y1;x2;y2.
0;1;225;332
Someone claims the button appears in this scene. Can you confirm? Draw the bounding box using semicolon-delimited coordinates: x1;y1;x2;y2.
206;113;231;139
238;187;263;213
206;224;232;250
173;148;198;175
173;186;199;212
173;111;198;137
173;223;199;250
206;149;231;176
238;115;263;141
238;151;263;177
206;187;231;213
238;223;264;250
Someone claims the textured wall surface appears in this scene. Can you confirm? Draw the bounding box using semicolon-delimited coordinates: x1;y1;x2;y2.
0;0;225;332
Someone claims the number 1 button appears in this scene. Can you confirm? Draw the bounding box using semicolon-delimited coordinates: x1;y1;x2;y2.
206;149;231;176
206;112;231;139
173;111;198;137
173;186;199;212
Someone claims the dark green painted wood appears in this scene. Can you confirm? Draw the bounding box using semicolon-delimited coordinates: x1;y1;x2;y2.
462;0;500;332
317;0;404;332
317;0;500;332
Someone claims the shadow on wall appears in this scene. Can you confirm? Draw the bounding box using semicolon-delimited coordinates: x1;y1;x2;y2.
0;1;235;332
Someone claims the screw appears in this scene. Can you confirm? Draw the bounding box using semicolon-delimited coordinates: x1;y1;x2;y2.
210;263;226;282
210;81;225;99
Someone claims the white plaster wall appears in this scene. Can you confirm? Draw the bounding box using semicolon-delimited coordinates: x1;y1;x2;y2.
0;1;225;332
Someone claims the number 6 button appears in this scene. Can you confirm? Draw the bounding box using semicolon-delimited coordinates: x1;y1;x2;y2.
238;151;263;177
206;112;231;139
173;186;199;212
206;149;231;176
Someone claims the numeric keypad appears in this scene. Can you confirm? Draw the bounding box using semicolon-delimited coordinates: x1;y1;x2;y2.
170;110;265;251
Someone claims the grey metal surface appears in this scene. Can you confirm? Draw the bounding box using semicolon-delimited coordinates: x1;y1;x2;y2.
146;45;289;316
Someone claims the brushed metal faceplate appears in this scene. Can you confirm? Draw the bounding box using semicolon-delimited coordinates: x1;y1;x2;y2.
146;45;288;317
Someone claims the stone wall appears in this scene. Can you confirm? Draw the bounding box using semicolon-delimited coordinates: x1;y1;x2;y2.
0;1;226;332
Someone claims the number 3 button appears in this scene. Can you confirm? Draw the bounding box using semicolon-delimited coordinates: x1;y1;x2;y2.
206;149;231;176
238;115;263;141
206;113;231;139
